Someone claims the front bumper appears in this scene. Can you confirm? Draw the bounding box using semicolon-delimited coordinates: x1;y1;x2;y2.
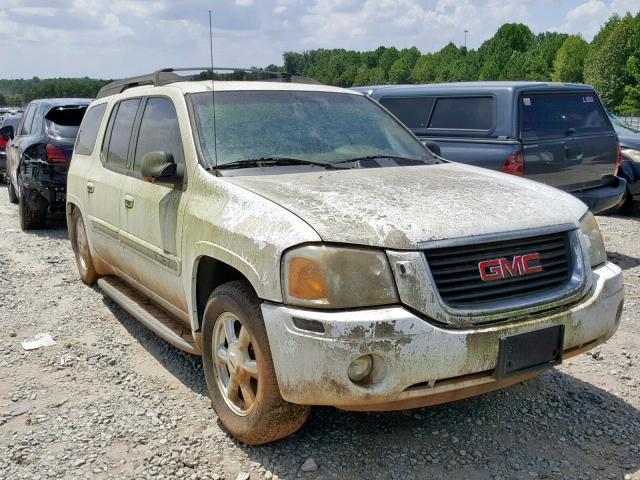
262;262;623;410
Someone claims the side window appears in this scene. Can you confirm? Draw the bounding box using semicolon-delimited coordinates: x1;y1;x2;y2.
18;104;36;136
103;98;141;171
30;107;44;136
428;97;494;130
75;103;107;155
133;98;184;173
379;96;435;130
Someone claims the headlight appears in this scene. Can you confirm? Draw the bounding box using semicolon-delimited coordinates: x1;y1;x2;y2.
579;212;606;268
621;148;640;163
282;245;398;308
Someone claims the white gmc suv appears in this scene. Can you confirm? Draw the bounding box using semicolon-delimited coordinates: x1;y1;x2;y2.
65;68;624;444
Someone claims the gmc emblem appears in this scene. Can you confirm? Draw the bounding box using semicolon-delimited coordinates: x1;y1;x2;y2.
478;253;543;282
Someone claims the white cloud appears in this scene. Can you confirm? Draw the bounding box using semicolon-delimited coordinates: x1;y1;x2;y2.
299;0;531;51
555;0;639;40
0;0;638;79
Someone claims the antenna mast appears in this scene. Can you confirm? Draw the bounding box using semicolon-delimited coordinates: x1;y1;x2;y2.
209;10;219;171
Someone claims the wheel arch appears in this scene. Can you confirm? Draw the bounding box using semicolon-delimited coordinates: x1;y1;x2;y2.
191;253;262;333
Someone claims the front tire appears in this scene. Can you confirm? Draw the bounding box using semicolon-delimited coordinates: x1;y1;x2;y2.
202;281;310;445
71;209;98;284
18;186;46;230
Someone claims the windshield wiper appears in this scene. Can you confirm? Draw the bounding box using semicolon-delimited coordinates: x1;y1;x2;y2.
330;154;435;166
217;157;348;170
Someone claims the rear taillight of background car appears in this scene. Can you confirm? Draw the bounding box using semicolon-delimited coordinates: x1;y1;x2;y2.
46;144;66;164
615;141;622;176
502;148;524;176
0;136;7;149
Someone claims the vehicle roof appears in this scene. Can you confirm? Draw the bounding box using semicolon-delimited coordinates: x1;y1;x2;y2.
357;81;595;95
27;98;93;107
113;81;360;97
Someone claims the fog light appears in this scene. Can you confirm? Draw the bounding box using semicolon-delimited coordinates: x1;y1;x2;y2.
347;355;373;383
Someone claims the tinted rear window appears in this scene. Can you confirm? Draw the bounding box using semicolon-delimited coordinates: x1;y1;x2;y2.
520;93;611;139
428;97;493;130
45;106;88;139
75;103;107;155
379;96;435;129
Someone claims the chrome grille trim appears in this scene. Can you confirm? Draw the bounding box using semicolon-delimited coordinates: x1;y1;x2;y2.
402;226;591;326
425;231;572;308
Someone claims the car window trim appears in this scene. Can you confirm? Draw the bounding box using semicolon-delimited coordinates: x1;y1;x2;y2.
101;97;143;175
378;95;436;133
73;102;108;156
130;95;184;172
426;94;497;134
126;95;188;189
185;93;212;170
18;104;35;137
517;90;613;142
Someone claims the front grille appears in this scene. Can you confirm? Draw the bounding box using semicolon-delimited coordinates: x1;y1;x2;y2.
424;231;573;309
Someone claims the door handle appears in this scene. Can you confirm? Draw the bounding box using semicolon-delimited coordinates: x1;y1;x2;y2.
87;182;95;194
124;195;134;209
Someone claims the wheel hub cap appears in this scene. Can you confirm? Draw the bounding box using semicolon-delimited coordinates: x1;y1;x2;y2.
212;312;259;416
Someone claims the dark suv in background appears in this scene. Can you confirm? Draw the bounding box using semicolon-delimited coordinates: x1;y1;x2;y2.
6;98;91;230
355;82;625;214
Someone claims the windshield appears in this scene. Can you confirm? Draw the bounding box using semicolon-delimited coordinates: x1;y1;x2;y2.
608;113;639;135
190;90;433;168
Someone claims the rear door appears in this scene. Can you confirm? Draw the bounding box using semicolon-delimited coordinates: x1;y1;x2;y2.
84;98;140;271
519;91;617;192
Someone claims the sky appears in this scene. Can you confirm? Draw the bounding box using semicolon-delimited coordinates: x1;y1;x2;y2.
0;0;638;79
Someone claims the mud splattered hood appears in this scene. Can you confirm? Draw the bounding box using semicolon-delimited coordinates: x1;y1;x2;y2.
225;163;588;250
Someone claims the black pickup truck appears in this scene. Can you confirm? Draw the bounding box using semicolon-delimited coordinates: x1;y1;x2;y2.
354;82;626;214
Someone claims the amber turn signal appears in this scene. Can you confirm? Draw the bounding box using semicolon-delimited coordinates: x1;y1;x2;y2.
287;257;328;301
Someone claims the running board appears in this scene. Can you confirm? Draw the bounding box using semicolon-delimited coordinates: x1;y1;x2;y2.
97;276;198;355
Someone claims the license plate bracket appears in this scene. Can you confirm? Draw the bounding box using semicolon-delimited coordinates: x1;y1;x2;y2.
494;325;564;379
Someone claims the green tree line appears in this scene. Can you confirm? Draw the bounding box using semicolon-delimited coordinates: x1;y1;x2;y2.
1;13;638;113
282;13;640;114
0;77;110;106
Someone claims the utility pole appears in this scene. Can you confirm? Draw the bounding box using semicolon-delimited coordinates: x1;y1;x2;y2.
464;30;468;49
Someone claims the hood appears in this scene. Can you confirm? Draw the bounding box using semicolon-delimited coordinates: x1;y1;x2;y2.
226;163;588;250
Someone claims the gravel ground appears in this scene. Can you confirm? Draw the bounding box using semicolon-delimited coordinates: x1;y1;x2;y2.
0;186;639;480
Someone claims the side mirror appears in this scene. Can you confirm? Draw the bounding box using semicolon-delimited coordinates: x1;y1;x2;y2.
140;151;184;186
0;125;14;141
423;141;441;157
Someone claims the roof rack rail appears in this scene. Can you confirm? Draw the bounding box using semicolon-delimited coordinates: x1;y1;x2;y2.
96;67;321;99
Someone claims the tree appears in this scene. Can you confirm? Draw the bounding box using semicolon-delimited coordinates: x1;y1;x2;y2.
584;14;621;88
619;56;640;113
477;23;534;80
522;32;568;80
552;35;588;83
388;48;420;84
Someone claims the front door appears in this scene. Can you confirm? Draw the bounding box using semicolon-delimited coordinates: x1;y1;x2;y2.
118;97;189;315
